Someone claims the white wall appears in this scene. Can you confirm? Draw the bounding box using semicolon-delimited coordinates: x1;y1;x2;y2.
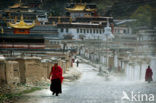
58;27;105;40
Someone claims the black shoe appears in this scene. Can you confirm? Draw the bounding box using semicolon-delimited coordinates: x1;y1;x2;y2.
56;93;58;96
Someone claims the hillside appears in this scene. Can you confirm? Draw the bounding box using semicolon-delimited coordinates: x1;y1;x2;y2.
0;0;156;26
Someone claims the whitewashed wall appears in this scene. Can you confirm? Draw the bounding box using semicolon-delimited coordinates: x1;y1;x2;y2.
58;27;105;40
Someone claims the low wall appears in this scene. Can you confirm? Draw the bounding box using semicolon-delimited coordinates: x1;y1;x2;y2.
24;58;47;84
6;61;20;85
0;60;20;87
0;54;73;86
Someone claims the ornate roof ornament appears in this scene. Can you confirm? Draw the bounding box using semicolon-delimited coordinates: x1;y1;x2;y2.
8;15;35;29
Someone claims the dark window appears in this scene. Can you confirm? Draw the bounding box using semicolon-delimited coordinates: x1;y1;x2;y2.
87;29;89;33
93;29;95;34
61;28;63;32
96;29;98;34
77;28;79;33
84;29;86;33
80;29;82;33
100;30;102;34
66;28;68;33
123;30;126;33
90;29;92;33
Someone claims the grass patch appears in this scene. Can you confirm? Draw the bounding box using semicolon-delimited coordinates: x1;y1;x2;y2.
0;87;41;103
20;87;41;94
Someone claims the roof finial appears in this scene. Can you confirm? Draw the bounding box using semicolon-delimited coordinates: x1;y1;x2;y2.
1;27;4;34
58;16;61;24
53;21;55;26
14;16;17;23
21;15;24;21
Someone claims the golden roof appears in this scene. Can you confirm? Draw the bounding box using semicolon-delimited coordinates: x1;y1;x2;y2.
9;3;21;8
9;3;29;9
8;15;35;29
1;28;4;34
66;4;96;12
66;4;86;11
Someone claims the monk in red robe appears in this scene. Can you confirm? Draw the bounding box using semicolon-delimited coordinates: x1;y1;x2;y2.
49;63;64;96
145;66;153;83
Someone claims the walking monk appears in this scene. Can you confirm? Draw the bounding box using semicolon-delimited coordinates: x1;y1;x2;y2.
49;63;64;96
145;66;153;83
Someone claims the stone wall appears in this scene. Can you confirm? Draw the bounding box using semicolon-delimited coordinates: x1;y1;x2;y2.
58;59;69;73
15;58;26;84
24;58;46;84
5;61;20;85
41;62;53;79
0;53;73;86
0;60;20;87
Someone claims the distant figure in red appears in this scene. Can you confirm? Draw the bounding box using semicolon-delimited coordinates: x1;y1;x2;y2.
145;66;153;83
71;58;75;67
49;63;64;96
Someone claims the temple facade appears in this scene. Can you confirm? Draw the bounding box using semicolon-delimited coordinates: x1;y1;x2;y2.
2;0;47;24
0;0;114;41
0;15;44;49
57;17;114;40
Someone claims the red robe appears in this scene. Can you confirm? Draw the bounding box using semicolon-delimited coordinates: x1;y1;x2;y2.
50;66;64;83
145;67;153;81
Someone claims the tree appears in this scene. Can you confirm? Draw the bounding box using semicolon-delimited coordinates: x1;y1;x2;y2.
130;5;152;27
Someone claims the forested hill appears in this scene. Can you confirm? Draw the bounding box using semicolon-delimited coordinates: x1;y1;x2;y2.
0;0;156;26
110;0;156;18
0;0;155;16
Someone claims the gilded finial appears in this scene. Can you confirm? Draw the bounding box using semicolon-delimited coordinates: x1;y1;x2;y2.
20;15;24;21
58;16;61;24
53;21;55;26
14;16;17;23
1;27;4;34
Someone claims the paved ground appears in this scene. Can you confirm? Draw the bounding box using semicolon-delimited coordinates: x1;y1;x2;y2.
16;63;156;103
